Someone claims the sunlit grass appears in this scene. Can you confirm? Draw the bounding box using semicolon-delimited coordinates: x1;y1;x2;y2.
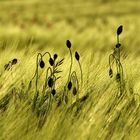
0;0;140;140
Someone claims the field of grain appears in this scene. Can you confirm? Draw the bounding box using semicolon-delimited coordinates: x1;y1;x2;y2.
0;0;140;140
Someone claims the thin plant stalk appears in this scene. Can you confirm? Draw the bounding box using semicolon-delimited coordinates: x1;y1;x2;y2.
67;48;73;83
78;60;83;87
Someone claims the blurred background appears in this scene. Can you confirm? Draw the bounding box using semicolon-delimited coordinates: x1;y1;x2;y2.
0;0;139;56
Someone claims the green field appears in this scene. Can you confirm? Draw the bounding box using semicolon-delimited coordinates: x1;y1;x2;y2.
0;0;140;140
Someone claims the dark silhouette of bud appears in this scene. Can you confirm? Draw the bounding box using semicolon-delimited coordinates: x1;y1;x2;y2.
40;60;45;68
48;78;53;87
51;89;56;96
53;54;58;60
66;40;71;48
68;81;72;90
109;68;113;78
117;25;123;35
116;43;121;48
116;73;121;81
49;58;54;66
75;51;80;61
73;87;77;96
12;58;17;65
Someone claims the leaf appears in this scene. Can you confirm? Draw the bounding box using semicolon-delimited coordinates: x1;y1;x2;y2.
54;70;62;74
55;58;64;67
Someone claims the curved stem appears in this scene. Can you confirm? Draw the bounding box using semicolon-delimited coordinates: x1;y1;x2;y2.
35;53;42;93
115;57;119;74
71;71;79;89
31;53;42;81
42;51;51;58
78;61;83;86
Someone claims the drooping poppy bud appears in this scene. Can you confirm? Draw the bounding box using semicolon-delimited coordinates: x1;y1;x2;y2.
40;60;45;68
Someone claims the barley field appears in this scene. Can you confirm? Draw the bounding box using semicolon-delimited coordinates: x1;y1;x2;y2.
0;0;140;140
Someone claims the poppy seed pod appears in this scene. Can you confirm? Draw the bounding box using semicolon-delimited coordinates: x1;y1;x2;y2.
12;58;17;65
117;25;123;35
51;89;56;96
75;51;80;61
48;78;53;87
53;54;58;60
40;60;45;68
66;40;71;49
68;81;72;90
49;58;54;66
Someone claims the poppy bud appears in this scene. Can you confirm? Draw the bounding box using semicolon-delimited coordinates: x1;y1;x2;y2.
53;54;58;60
66;40;71;49
49;58;54;66
48;78;53;87
51;89;56;96
68;81;72;90
40;60;45;68
117;25;123;35
75;51;80;61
